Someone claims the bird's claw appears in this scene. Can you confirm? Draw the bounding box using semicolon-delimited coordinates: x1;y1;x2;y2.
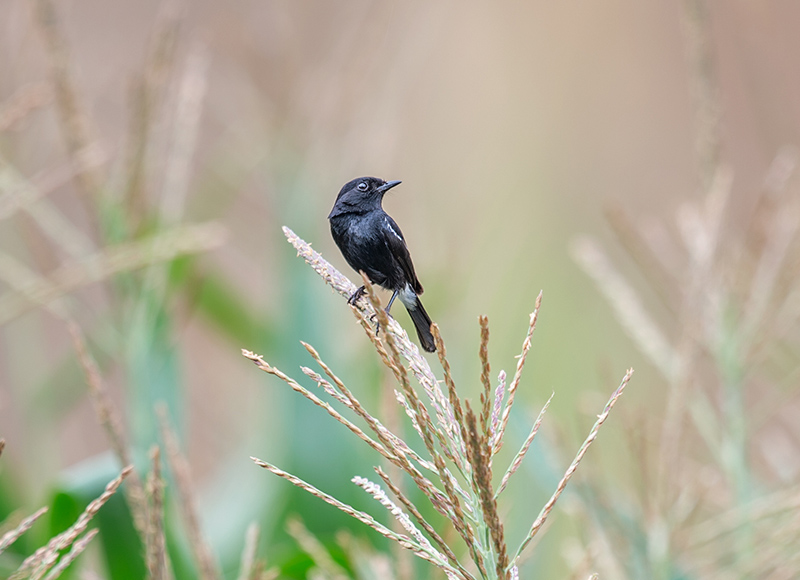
348;285;367;306
370;308;394;337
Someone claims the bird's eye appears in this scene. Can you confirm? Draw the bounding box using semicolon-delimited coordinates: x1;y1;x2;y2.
357;182;368;192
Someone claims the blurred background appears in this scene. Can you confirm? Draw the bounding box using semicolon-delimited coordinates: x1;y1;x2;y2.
2;0;800;578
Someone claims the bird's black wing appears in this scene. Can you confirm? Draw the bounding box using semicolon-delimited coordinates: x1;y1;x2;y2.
382;214;424;294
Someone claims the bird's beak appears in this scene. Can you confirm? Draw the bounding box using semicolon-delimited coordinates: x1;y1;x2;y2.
377;180;401;193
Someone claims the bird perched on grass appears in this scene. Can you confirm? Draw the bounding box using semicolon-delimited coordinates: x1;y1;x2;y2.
328;177;436;352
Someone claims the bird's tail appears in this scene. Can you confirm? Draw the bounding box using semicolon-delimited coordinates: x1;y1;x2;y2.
406;296;436;353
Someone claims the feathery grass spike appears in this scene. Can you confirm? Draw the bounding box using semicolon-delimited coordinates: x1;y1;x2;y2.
253;228;633;578
511;369;633;566
495;392;554;499
494;292;542;454
0;507;48;555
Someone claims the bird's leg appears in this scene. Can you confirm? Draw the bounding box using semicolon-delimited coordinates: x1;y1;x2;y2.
372;289;399;337
348;285;367;306
385;289;399;314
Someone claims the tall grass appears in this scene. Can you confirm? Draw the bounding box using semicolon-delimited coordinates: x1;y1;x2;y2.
243;228;631;579
2;0;799;578
569;152;800;579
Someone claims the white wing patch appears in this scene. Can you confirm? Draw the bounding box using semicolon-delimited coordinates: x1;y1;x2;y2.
385;218;403;242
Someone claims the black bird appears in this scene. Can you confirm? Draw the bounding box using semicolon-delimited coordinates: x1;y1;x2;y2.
328;177;436;353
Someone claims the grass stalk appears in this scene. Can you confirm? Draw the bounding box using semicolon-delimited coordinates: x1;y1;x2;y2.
243;228;631;579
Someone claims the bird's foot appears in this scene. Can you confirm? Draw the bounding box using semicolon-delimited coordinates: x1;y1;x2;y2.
370;307;394;337
348;285;367;306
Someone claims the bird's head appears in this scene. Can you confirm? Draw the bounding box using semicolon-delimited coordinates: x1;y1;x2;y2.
329;177;401;218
